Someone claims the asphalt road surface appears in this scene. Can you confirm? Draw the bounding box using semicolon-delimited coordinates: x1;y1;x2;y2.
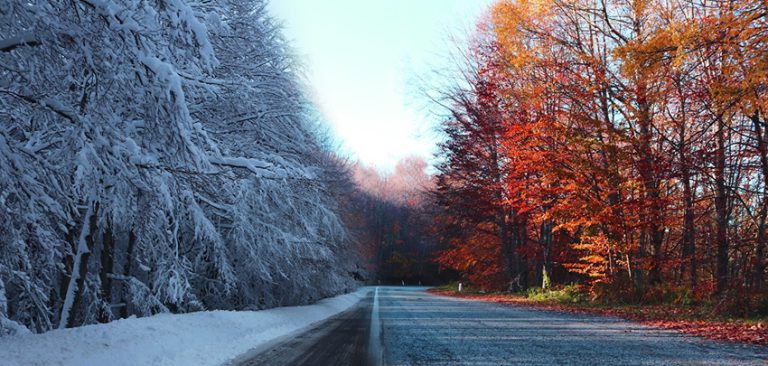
237;292;374;366
239;287;768;365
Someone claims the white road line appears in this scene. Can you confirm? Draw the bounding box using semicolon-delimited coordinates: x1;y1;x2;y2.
368;286;383;366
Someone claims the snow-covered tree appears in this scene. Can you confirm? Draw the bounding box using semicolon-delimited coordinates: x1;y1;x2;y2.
0;0;362;334
192;0;360;308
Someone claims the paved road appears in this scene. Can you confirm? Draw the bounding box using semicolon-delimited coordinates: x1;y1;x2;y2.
241;287;768;365
237;292;374;366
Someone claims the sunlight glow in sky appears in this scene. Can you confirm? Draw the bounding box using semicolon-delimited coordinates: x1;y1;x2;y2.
268;0;494;171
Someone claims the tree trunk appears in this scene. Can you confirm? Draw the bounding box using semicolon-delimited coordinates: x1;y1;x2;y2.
673;79;697;287
514;222;529;291
120;230;136;319
681;167;696;286
635;70;664;286
57;226;76;323
751;112;768;289
640;107;664;285
98;227;114;323
647;184;665;285
539;219;553;289
58;202;98;329
715;117;729;295
680;120;696;287
496;209;518;291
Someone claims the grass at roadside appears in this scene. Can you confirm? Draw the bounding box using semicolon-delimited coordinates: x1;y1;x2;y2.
429;284;768;346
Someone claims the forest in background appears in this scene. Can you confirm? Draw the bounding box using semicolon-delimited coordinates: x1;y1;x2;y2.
429;0;768;317
0;0;367;335
349;157;446;285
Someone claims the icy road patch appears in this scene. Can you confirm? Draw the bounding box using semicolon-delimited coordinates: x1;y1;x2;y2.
0;287;370;366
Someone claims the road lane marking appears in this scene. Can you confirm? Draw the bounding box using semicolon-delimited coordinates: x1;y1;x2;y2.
368;286;383;366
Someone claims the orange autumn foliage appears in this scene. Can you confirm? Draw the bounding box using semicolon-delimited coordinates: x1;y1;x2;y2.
433;0;768;303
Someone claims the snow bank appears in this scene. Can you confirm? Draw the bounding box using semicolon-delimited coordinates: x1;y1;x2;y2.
0;287;371;366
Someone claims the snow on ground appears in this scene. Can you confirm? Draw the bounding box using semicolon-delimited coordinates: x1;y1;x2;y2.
0;287;371;366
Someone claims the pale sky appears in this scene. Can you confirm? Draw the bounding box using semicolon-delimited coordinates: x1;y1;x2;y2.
267;0;494;171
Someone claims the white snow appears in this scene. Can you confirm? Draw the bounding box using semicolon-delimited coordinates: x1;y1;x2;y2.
0;287;371;366
2;0;363;336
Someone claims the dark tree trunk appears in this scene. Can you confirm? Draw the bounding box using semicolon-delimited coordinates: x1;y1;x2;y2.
751;112;768;289
514;222;529;291
65;203;99;328
539;219;553;289
98;227;114;323
57;227;76;322
120;230;136;319
681;168;696;286
496;210;517;291
636;74;664;286
715;117;729;295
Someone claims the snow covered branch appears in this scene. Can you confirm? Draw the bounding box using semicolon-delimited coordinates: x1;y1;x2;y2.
0;32;40;52
0;0;361;334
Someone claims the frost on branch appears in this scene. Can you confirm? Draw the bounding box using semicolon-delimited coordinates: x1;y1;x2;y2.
0;0;361;333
